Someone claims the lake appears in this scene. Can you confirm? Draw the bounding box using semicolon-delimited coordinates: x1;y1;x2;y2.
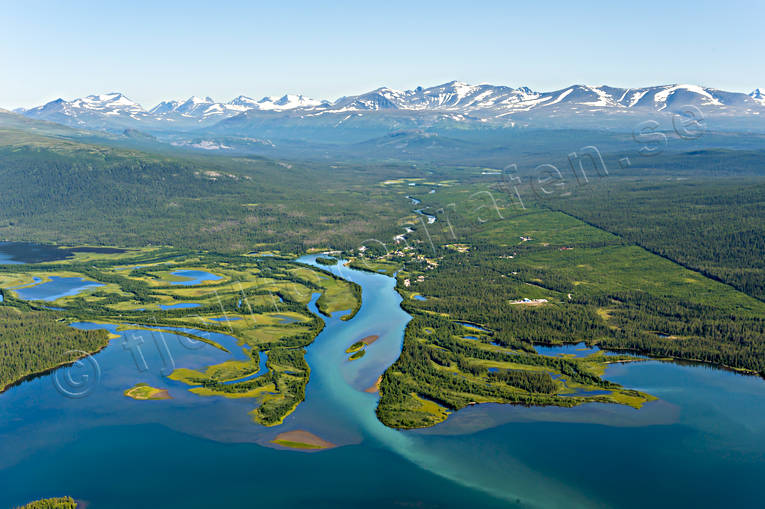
13;276;104;302
0;242;126;264
170;269;223;286
160;302;201;310
0;242;74;264
0;255;763;508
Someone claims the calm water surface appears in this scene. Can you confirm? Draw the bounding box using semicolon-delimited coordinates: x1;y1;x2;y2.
160;302;201;310
0;242;73;264
0;256;763;508
13;276;104;302
170;269;222;286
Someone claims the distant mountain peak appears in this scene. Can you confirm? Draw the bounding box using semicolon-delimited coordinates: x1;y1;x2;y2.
184;95;214;104
16;82;765;133
230;95;257;104
253;94;323;111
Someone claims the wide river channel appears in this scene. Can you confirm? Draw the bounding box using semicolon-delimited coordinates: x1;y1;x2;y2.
0;254;763;508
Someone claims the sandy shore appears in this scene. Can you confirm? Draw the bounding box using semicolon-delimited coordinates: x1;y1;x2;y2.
364;375;382;393
150;389;172;399
272;430;337;450
346;334;381;354
124;385;172;400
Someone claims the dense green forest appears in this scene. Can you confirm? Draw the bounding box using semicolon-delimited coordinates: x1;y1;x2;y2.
373;179;765;427
374;179;765;424
375;310;648;428
0;128;417;253
0;305;108;392
545;178;765;300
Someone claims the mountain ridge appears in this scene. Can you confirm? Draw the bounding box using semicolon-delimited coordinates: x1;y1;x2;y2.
14;82;765;134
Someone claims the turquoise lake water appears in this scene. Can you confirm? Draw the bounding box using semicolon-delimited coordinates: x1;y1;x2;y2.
0;255;763;507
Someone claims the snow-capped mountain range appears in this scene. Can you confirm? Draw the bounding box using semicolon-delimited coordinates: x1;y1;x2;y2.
325;82;765;117
14;82;765;133
18;91;327;129
146;94;327;117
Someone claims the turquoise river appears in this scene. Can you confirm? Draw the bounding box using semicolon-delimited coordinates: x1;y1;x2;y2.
0;255;763;508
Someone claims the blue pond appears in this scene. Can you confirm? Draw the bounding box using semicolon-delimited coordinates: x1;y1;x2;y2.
533;341;639;358
272;314;300;324
455;321;491;332
170;269;222;286
12;276;104;302
209;316;242;322
160;303;201;310
560;389;612;397
413;294;427;301
534;341;601;357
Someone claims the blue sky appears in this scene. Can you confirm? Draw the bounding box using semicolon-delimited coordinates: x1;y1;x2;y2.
2;0;763;109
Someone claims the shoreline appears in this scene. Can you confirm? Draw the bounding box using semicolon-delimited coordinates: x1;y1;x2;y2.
588;344;765;379
293;258;363;321
360;334;380;345
124;384;172;400
0;339;111;395
271;430;337;451
364;375;382;393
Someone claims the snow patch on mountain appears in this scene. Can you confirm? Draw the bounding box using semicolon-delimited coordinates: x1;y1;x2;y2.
653;84;723;110
16;82;765;132
255;94;325;110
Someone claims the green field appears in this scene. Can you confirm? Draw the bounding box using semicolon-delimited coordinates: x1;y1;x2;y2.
546;178;765;300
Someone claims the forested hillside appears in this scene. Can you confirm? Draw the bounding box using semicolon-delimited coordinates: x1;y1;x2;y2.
0;128;408;252
546;178;765;300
